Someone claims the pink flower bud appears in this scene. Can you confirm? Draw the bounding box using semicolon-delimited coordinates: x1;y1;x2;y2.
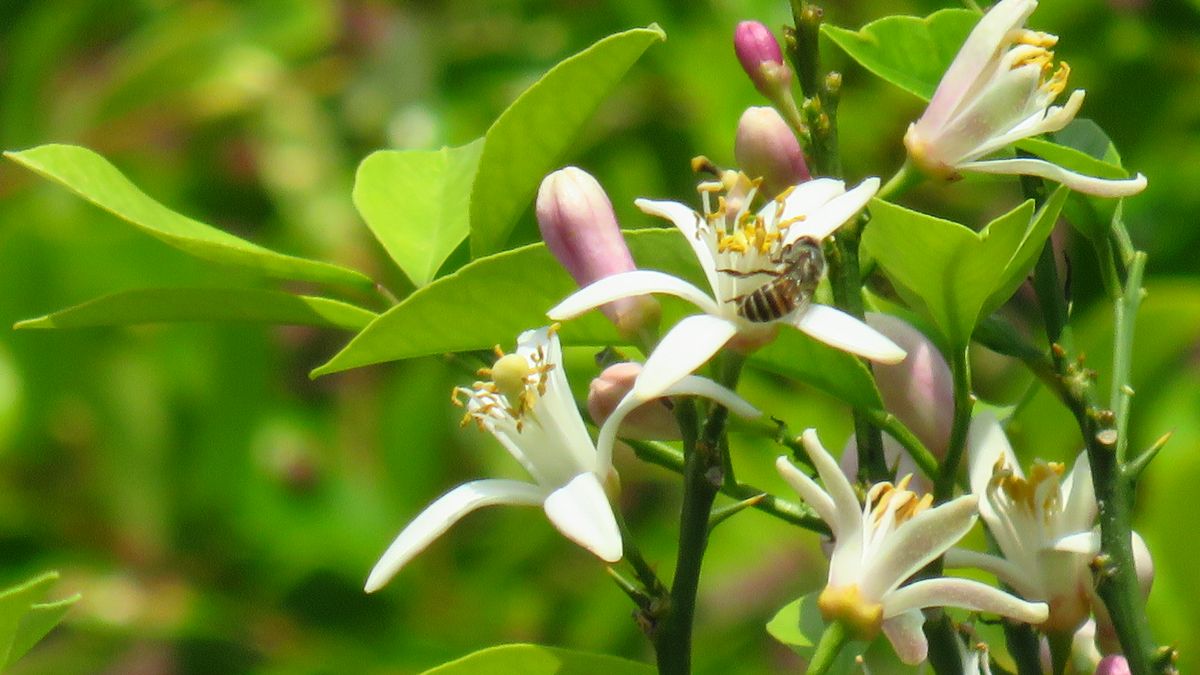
866;314;953;458
537;167;660;335
587;363;679;440
735;107;810;198
1096;656;1131;675
733;21;793;99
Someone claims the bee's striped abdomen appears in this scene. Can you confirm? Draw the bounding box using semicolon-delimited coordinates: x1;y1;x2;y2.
738;279;796;323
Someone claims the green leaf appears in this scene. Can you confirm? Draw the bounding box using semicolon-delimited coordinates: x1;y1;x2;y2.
354;139;485;287
0;571;79;668
862;188;1067;348
469;25;666;256
15;288;376;331
420;643;654;675
313;229;698;375
1015;138;1127;182
1023;120;1127;241
821;9;978;100
4;144;374;290
766;593;823;650
751;329;883;411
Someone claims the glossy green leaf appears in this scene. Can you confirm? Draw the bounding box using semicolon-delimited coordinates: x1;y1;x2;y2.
821;9;978;100
469;25;666;256
0;571;79;668
15;288;376;331
766;593;822;650
751;328;883;411
354;139;484;286
313;228;881;409
421;643;654;675
1024;119;1127;241
1015;138;1127;182
863;188;1067;348
4;144;374;290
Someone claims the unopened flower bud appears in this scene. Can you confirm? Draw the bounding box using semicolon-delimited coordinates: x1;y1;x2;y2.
537;167;660;335
733;21;793;99
587;362;679;440
735;107;810;198
1096;655;1131;675
866;314;953;458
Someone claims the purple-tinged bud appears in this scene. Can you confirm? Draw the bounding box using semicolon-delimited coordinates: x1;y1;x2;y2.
734;21;793;99
588;363;679;440
866;314;953;458
735;107;810;198
537;167;660;335
1096;656;1131;675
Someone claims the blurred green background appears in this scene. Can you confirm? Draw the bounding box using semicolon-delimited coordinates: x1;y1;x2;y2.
1;0;1197;673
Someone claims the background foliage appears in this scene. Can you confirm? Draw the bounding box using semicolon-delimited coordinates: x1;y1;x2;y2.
1;0;1197;672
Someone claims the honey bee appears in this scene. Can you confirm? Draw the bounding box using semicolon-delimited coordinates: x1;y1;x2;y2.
724;236;825;323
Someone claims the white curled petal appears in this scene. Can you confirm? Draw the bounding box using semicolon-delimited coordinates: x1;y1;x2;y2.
783;177;880;245
863;495;979;598
1053;530;1101;555
1061;451;1097;534
968;90;1087;160
365;479;547;592
775;456;838;535
792;304;906;364
635;198;721;296
595;390;644;474
767;177;846;227
663;374;761;419
967;411;1019;515
801;429;862;538
920;0;1039;133
881;609;929;665
959;158;1148;198
543;472;623;563
883;578;1049;624
633;314;738;399
944;547;1039;598
548;270;721;320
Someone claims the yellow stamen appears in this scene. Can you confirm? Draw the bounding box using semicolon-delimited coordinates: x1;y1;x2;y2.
1015;29;1059;49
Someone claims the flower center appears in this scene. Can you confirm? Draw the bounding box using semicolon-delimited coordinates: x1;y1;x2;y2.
694;167;801;259
867;474;933;527
453;333;556;432
817;584;884;640
1009;30;1070;98
989;456;1065;519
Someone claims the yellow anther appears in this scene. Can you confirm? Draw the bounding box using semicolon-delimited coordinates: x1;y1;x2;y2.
777;214;807;231
1015;29;1059;48
1045;61;1070;95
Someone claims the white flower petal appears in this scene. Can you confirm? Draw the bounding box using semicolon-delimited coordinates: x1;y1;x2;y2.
967;412;1020;509
968;90;1086;160
792;304;906;364
633;314;738;399
944;547;1039;598
547;270;721;320
881;609;929;666
883;577;1049;624
520;327;598;474
663;374;762;419
919;0;1039;133
1052;530;1100;555
635;198;721;297
365;479;547;592
767;177;845;226
801;429;864;542
775;456;839;535
959;157;1148;198
543;472;623;563
783;177;880;245
1061;451;1097;534
864;495;979;599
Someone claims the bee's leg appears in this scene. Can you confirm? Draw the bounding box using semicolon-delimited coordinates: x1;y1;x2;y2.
716;267;775;278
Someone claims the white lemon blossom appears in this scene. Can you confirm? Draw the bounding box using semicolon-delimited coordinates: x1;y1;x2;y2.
903;0;1146;198
777;429;1047;664
946;412;1115;633
549;173;904;399
365;326;757;592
